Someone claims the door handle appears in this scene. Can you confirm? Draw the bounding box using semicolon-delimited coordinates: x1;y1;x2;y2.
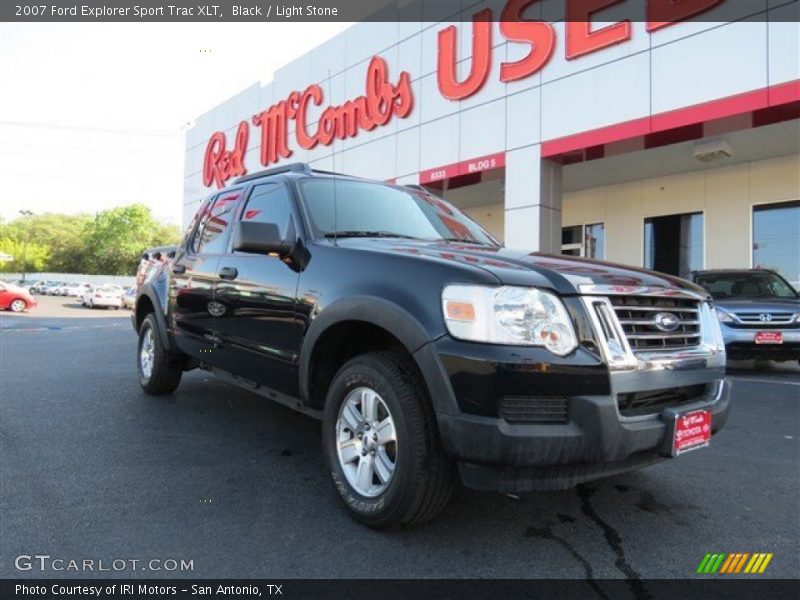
172;264;186;274
219;266;238;281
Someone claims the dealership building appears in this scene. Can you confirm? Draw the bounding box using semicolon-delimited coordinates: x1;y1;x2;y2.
184;2;800;286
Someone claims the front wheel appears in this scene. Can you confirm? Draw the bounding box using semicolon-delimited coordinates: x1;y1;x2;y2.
137;314;182;395
9;299;27;313
322;351;453;529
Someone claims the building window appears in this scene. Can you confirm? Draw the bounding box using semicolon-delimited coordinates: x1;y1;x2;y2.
561;223;605;259
753;200;799;290
584;223;605;260
644;212;703;278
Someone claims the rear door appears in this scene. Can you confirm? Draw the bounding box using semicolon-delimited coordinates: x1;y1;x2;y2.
212;182;303;396
169;190;242;361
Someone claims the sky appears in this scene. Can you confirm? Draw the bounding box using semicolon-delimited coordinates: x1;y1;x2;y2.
0;22;352;226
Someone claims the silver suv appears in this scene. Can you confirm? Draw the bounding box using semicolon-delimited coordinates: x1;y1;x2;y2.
691;269;800;365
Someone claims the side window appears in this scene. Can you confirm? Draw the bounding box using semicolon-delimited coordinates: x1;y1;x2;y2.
241;183;294;238
193;192;241;255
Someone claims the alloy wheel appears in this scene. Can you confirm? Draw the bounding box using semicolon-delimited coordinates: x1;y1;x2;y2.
335;387;397;497
139;327;155;379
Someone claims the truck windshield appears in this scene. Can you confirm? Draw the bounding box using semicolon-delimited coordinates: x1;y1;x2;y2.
299;178;498;246
694;271;798;299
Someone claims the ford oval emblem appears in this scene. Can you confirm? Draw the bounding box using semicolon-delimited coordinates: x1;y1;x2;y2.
653;312;680;332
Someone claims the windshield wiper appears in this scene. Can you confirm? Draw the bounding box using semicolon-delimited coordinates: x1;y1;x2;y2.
324;230;419;239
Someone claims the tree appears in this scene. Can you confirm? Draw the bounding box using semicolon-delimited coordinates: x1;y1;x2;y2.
81;204;181;275
0;212;92;273
0;237;50;274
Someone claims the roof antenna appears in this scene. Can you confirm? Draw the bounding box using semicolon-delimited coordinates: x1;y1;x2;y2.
328;69;338;246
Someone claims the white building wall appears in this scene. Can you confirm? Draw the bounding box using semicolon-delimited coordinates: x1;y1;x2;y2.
562;153;800;269
183;7;799;235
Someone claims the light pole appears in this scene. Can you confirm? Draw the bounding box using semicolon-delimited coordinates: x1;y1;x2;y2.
19;210;33;280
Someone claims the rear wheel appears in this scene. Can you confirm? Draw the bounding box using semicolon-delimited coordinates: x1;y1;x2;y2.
322;351;453;529
9;299;26;313
137;314;182;395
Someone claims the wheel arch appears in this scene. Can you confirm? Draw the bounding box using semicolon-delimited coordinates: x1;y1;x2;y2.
134;284;173;352
299;297;436;412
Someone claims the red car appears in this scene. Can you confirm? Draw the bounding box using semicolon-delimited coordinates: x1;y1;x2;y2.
0;282;38;312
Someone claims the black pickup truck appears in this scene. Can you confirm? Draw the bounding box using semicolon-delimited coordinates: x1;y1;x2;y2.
133;163;730;528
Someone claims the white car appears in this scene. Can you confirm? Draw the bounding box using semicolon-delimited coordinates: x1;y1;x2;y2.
82;285;123;309
61;283;86;298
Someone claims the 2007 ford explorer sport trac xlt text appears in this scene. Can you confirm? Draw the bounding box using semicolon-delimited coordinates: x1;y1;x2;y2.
133;163;730;529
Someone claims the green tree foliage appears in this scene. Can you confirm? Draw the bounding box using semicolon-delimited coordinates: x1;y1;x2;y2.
82;204;181;275
1;213;92;272
0;205;181;275
0;237;50;273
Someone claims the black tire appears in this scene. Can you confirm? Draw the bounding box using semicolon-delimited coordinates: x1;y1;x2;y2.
137;314;182;395
322;351;453;529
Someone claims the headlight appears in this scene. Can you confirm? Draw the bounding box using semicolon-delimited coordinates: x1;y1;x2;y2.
442;285;578;356
716;308;734;323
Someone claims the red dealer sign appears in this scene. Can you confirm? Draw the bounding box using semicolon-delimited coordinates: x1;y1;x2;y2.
203;56;412;188
438;0;722;100
202;0;722;188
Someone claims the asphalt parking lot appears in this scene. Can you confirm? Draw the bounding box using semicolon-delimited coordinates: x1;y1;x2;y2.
1;296;798;581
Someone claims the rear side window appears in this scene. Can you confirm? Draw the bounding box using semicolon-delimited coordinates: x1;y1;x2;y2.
240;183;293;239
192;192;241;254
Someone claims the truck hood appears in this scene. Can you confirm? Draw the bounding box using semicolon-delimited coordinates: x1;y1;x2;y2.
336;238;708;296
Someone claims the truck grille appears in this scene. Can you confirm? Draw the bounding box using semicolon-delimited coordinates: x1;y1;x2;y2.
609;296;702;351
499;397;568;424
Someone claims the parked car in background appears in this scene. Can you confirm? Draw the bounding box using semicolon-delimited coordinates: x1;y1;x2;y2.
60;283;86;298
12;279;40;294
83;285;123;309
33;280;56;294
691;269;800;365
0;282;38;312
41;281;65;295
122;287;136;309
29;280;48;294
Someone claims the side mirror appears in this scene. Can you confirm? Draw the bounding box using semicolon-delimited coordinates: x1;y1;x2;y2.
232;220;294;257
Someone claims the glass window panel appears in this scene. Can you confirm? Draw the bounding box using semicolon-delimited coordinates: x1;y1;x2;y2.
584;223;605;259
753;201;800;290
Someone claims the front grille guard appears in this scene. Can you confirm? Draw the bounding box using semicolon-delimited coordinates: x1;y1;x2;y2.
578;285;726;372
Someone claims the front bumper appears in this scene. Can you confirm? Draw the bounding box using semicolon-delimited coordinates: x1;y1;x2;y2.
721;325;800;360
414;336;729;492
437;378;729;493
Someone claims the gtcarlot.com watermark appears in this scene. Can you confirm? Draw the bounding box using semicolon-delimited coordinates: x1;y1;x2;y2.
15;554;194;572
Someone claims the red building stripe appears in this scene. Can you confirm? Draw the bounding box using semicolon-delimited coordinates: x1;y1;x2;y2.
542;79;800;159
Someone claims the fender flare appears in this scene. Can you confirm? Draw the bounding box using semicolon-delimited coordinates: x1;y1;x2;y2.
136;283;173;352
298;296;434;404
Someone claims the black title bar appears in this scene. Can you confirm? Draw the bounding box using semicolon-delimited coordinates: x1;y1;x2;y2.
3;0;799;23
